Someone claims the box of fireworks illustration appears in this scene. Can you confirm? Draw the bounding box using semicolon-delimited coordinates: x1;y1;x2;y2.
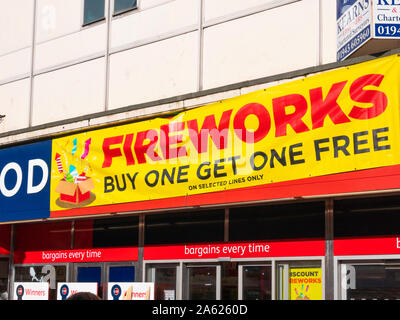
54;149;95;205
55;176;94;205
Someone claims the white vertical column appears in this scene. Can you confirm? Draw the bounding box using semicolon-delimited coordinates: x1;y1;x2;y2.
29;0;38;127
196;0;204;92
104;0;112;111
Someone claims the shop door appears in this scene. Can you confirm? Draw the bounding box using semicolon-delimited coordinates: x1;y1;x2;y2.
74;262;136;299
107;264;135;283
14;264;68;300
340;260;400;300
276;261;323;300
0;259;8;300
148;262;272;300
184;264;219;300
146;263;179;300
239;264;272;300
74;263;103;297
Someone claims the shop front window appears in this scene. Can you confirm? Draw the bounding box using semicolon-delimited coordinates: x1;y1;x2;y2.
340;260;400;300
145;210;224;245
74;216;139;249
146;264;178;300
276;261;322;300
186;265;217;300
229;201;325;241
14;265;67;300
13;218;139;300
334;195;400;237
15;221;72;251
0;259;9;300
221;262;238;300
242;265;271;300
109;266;135;282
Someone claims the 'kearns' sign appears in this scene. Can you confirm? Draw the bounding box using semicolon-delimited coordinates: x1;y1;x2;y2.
337;0;400;61
337;0;372;61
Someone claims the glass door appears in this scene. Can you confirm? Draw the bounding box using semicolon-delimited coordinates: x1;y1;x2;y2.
0;258;8;300
146;263;179;300
184;264;219;300
339;259;400;300
239;264;272;300
14;264;68;300
221;262;238;300
276;261;322;300
74;263;102;298
106;263;136;300
107;264;135;282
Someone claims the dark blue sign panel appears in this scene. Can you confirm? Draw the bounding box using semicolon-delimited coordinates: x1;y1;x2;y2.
337;0;372;61
0;140;51;222
337;0;358;19
373;1;400;39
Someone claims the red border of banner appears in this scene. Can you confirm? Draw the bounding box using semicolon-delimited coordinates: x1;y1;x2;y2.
49;164;400;218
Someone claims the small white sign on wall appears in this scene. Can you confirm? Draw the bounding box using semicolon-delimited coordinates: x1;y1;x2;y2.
107;282;154;300
14;282;49;300
57;282;98;300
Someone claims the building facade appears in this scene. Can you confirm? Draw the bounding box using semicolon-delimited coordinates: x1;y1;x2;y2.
1;0;400;300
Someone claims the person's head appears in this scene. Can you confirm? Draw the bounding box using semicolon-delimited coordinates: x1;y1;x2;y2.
66;292;101;300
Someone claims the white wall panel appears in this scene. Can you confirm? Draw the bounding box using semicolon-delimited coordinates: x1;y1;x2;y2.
204;0;282;21
31;58;105;126
36;0;84;43
202;0;319;89
108;32;198;109
321;0;337;64
0;49;31;82
35;24;106;71
140;0;175;11
0;79;30;132
0;0;33;55
111;0;198;49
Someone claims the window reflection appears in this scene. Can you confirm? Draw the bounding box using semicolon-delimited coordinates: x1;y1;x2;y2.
114;0;137;14
146;265;177;300
243;265;271;300
14;265;67;300
187;266;216;300
221;262;238;300
83;0;105;25
343;263;400;300
0;259;8;300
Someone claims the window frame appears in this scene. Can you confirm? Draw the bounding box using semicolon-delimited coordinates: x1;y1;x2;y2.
82;0;106;27
113;0;138;17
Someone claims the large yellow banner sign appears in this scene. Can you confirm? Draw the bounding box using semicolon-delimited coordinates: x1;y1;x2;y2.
50;55;400;211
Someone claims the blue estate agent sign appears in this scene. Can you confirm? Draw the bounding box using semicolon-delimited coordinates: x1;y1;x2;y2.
373;0;400;38
337;0;372;61
0;140;51;222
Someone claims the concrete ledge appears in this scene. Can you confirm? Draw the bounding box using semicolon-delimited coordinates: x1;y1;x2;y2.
1;48;399;148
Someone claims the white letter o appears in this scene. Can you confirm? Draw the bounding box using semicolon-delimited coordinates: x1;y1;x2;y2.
0;162;23;197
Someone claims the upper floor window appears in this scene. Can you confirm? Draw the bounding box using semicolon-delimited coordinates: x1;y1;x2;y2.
83;0;105;25
114;0;137;15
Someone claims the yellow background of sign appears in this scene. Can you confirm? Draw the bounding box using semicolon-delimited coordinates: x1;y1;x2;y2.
289;268;322;300
50;55;400;211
